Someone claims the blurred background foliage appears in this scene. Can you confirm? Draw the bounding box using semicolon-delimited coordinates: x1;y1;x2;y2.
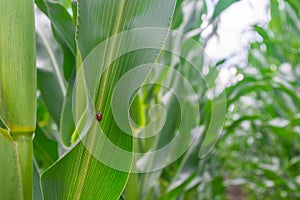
215;0;300;199
33;0;300;199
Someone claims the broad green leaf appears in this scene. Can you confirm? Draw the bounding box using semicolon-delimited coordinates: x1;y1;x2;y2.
171;0;184;29
42;1;177;199
37;68;64;125
125;173;139;200
33;125;58;170
56;0;71;9
35;0;76;80
71;1;77;25
36;6;65;124
35;0;75;56
60;85;76;147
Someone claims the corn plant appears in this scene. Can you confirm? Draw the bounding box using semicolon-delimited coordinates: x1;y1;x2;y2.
0;0;238;199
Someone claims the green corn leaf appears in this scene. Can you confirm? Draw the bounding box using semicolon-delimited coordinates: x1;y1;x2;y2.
60;85;76;147
37;68;64;125
33;125;58;170
35;9;66;124
171;0;184;29
35;0;76;81
56;0;72;9
41;1;177;199
35;4;75;147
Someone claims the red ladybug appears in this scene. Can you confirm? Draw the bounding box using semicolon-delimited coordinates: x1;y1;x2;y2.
96;112;103;122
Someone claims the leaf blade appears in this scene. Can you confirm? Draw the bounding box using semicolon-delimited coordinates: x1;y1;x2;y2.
42;1;177;199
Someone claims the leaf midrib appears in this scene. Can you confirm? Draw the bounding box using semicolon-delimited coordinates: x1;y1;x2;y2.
72;1;128;199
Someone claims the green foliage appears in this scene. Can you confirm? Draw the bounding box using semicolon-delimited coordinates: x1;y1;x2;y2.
3;0;299;199
202;0;300;199
40;0;177;199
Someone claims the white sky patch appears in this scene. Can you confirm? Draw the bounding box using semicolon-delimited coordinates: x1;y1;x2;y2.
205;0;270;66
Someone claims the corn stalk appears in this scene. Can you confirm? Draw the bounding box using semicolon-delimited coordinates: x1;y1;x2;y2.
0;0;36;199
